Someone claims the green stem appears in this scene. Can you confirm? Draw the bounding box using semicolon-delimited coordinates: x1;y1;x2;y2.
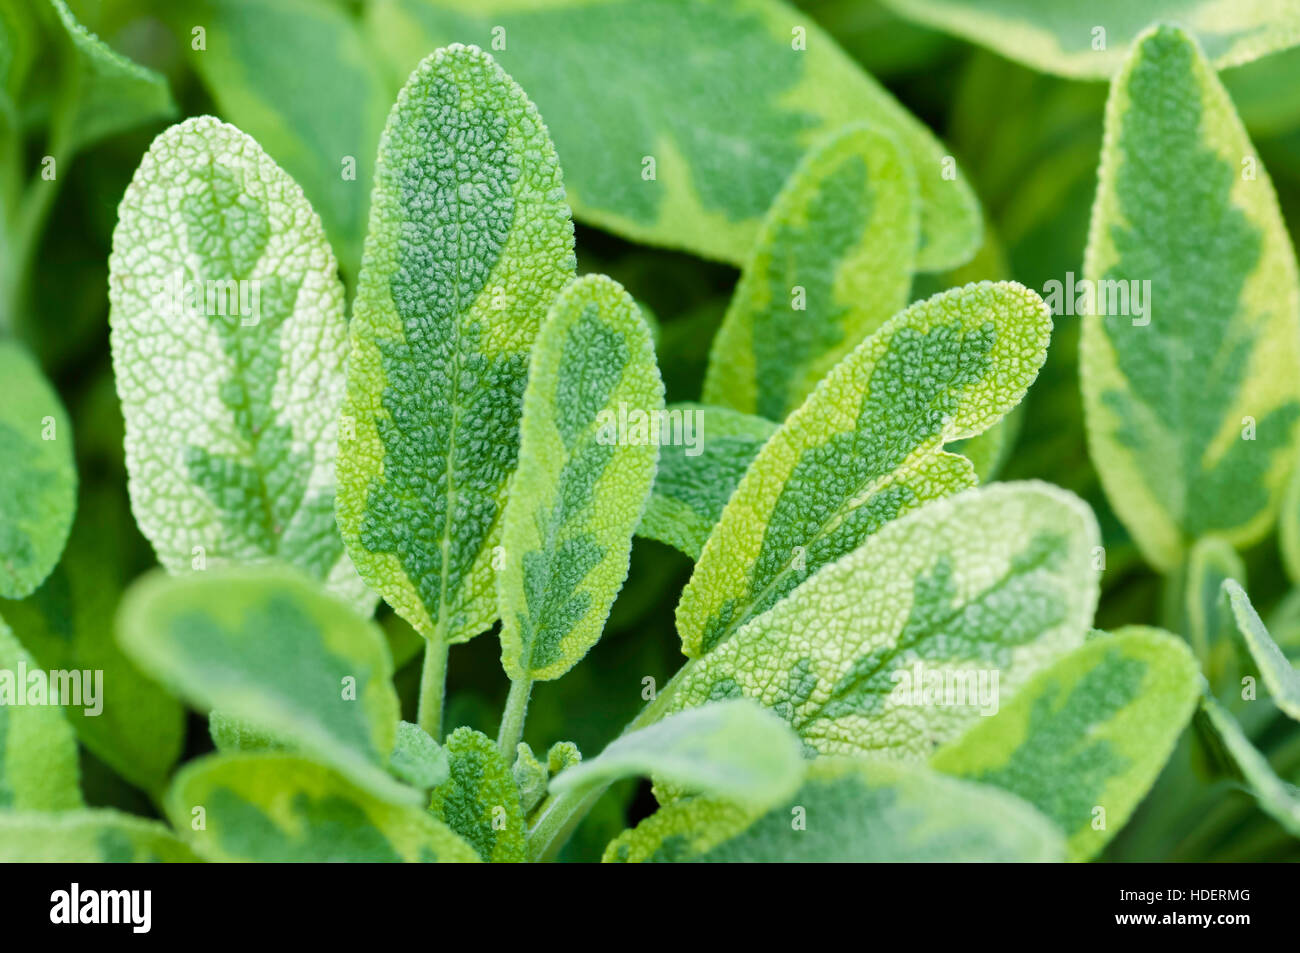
527;660;693;860
498;675;533;756
417;638;449;741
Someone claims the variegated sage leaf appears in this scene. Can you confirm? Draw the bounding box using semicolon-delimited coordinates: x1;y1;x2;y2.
498;275;662;681
0;612;81;810
168;752;479;862
366;0;981;271
667;482;1101;759
637;403;776;560
338;44;576;645
880;0;1300;80
1080;25;1300;571
604;757;1063;863
1198;694;1300;837
428;727;527;863
703;123;918;421
107;116;371;613
0;343;76;598
677;282;1052;658
0;810;198;862
116;566;414;805
932;627;1200;861
550;700;804;810
1223;580;1300;720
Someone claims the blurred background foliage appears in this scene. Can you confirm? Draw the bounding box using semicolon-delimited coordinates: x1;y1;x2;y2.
5;0;1300;860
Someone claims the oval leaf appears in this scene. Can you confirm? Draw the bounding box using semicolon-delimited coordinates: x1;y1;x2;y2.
116;566;412;805
107;116;371;612
667;482;1101;759
366;0;980;271
338;44;576;645
498;275;662;681
677;281;1052;658
168;752;478;862
703;123;918;421
932;626;1200;861
0;343;75;598
428;727;527;862
550;700;804;810
1080;25;1300;571
604;757;1063;862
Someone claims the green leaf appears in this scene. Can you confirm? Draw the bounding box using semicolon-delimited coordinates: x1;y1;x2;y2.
879;0;1300;79
107;116;372;613
666;482;1101;759
116;565;414;805
1223;579;1300;720
168;752;479;862
4;488;184;796
637;403;776;560
0;809;198;862
1080;25;1300;571
549;700;804;809
390;720;449;789
1198;693;1300;836
47;0;175;155
0;343;76;598
428;726;527;862
703;123;918;421
0;611;81;809
173;0;391;277
676;282;1052;658
604;756;1064;862
337;44;576;645
366;0;981;271
209;710;285;754
932;627;1200;861
1280;450;1300;584
512;742;548;816
498;274;662;681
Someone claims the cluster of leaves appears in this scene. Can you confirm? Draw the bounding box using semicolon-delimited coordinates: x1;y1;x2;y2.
2;0;1300;862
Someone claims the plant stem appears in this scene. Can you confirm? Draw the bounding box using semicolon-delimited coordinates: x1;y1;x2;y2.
498;675;533;755
417;638;449;741
527;660;693;860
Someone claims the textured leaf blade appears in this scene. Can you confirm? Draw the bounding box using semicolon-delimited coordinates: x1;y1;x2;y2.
116;566;412;805
1080;25;1300;571
604;757;1064;862
498;275;662;681
1223;580;1300;720
4;488;184;796
168;752;478;862
428;727;527;862
0;343;75;598
668;482;1101;759
637;403;776;560
338;44;576;645
174;0;391;276
0;612;81;810
108;116;371;613
880;0;1300;79
932;627;1200;861
550;700;804;809
366;0;981;271
0;809;198;862
677;281;1052;658
48;0;175;154
703;123;918;420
